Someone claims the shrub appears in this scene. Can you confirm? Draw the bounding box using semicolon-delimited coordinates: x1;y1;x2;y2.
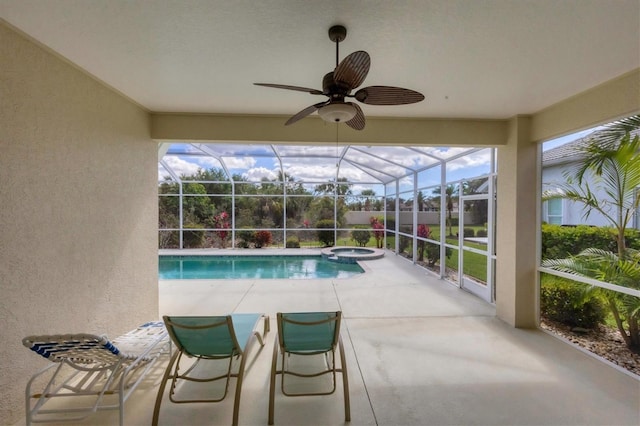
424;242;453;267
253;230;272;248
159;230;179;249
541;224;640;259
183;223;205;248
540;275;606;329
398;235;410;253
417;224;431;261
236;229;254;248
463;228;475;238
385;218;395;231
351;228;371;247
476;229;488;237
370;217;384;248
316;219;335;247
286;236;300;248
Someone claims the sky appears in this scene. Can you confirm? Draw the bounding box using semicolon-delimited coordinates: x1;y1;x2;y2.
159;123;606;193
159;145;494;194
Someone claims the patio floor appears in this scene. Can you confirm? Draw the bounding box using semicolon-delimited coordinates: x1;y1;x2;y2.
22;250;640;425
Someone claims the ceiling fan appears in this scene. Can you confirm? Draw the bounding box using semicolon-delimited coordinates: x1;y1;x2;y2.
254;25;424;130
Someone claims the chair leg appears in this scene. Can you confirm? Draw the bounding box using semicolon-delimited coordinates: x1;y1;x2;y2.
232;323;268;426
339;338;351;422
152;350;180;426
268;338;279;425
232;354;248;426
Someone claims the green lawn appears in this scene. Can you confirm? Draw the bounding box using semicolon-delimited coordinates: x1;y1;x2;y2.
306;229;489;283
384;234;488;283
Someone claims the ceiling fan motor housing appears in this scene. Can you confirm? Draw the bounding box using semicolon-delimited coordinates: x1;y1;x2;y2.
323;72;350;100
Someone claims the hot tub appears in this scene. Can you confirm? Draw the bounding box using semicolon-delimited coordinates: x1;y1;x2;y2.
320;247;385;263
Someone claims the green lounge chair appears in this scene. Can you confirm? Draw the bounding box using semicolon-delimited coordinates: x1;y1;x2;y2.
268;311;350;424
153;313;269;426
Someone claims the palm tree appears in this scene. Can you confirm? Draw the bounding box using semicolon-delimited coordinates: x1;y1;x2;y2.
544;120;640;257
543;248;640;350
542;115;640;351
431;184;458;237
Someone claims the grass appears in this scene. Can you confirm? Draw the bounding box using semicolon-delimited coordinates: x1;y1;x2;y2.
301;228;490;282
429;225;488;243
384;235;488;282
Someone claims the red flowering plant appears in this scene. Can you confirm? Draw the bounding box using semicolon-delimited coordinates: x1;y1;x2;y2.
253;230;272;248
370;217;385;248
417;224;431;261
212;211;230;248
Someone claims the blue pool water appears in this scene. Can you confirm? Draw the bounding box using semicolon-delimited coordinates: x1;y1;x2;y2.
159;255;364;279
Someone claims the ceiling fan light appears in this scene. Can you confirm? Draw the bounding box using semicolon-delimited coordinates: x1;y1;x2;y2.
318;102;356;123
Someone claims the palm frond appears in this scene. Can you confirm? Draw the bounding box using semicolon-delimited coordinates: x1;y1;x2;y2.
595;115;640;146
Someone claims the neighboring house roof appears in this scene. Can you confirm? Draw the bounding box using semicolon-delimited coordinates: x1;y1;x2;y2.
542;132;595;167
543;128;640;167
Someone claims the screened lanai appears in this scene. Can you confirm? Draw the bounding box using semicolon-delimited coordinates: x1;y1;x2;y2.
158;143;497;302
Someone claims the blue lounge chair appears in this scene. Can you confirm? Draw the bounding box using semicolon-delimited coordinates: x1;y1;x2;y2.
153;313;269;426
268;311;350;424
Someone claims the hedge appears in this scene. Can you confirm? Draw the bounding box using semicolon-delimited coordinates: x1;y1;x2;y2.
540;274;606;329
541;224;640;259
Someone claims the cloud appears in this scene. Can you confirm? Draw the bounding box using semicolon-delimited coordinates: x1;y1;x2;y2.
222;156;257;170
159;156;206;179
284;163;339;181
445;149;492;172
242;167;278;181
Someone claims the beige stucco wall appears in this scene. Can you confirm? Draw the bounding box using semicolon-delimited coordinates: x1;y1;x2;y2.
0;23;157;424
151;113;508;146
495;116;538;327
531;68;640;143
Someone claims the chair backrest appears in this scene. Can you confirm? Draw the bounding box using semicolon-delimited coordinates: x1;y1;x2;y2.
23;334;121;364
277;312;341;354
163;316;240;358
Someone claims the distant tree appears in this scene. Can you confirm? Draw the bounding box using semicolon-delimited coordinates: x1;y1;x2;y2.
432;184;458;237
314;177;352;196
416;190;425;211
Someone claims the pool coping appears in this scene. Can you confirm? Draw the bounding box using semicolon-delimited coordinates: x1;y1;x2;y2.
159;248;324;256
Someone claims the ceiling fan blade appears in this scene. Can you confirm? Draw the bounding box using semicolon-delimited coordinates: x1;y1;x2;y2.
346;103;365;130
285;101;328;126
254;83;324;95
333;51;370;90
354;86;425;105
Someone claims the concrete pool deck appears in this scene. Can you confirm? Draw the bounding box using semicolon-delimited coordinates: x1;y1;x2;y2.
20;249;639;425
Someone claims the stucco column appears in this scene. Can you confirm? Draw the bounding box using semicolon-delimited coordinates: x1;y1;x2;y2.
495;116;538;328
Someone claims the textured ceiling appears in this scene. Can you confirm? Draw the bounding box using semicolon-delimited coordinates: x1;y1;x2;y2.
1;0;639;120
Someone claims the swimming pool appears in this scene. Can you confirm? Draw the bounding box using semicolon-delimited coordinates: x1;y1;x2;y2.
159;255;364;279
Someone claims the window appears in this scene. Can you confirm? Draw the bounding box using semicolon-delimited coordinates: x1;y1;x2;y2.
546;198;563;225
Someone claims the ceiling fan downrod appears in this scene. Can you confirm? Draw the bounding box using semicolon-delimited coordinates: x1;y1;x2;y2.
328;25;347;68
